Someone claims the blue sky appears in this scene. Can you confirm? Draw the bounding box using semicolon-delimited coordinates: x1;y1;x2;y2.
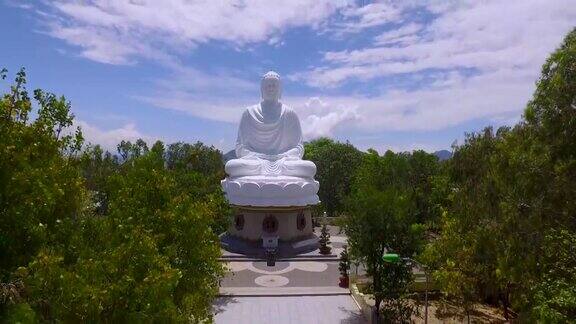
1;0;574;153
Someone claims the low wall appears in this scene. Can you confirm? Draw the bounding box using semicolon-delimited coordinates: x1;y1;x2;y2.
350;283;375;324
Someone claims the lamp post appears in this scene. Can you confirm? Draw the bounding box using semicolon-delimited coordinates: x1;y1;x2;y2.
383;253;429;324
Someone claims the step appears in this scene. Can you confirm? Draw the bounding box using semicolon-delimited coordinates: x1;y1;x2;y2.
219;254;339;262
219;286;350;297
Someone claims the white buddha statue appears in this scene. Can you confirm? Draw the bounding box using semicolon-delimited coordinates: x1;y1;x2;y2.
225;71;316;179
222;71;319;207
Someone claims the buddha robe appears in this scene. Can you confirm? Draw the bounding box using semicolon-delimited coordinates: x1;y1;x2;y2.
225;103;316;178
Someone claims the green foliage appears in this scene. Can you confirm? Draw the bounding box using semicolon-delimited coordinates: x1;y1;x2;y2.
319;224;331;254
376;262;414;323
304;138;363;217
25;232;183;322
338;245;350;277
80;139;231;235
0;69;225;322
352;149;444;228
165;141;231;234
408;150;445;227
345;149;429;322
0;68;85;281
80;144;120;215
166;141;225;178
422;128;502;318
2;302;37;324
426;28;576;321
531;229;576;323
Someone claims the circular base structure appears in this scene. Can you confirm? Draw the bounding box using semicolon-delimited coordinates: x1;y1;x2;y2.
221;176;319;207
229;206;313;241
220;233;319;257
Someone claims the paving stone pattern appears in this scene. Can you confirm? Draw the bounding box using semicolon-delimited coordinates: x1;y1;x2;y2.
222;261;338;288
215;227;365;323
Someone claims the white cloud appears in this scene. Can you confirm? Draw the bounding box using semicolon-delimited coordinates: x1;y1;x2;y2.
138;93;248;124
293;67;533;133
295;0;576;87
292;97;360;139
47;24;139;65
286;0;576;135
136;63;534;141
352;68;535;131
137;91;360;141
134;66;257;123
373;23;422;46
133;66;360;140
134;66;359;140
332;2;404;35
76;120;156;151
32;0;349;65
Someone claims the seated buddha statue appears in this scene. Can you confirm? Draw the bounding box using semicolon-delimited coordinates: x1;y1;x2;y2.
222;71;319;207
225;71;316;179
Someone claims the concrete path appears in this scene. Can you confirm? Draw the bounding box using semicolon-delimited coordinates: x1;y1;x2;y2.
214;295;364;324
219;286;350;296
214;227;365;323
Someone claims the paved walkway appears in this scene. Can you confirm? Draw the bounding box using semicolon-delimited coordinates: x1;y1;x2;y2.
215;226;365;323
222;260;341;290
214;295;364;324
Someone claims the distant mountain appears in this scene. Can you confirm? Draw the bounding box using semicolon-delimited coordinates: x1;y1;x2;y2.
223;149;236;162
434;150;452;161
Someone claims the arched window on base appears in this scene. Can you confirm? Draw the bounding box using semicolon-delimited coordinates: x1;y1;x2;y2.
262;215;278;234
297;210;306;231
234;214;245;231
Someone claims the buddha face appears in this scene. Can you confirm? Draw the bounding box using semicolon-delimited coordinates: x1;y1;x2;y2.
261;73;281;102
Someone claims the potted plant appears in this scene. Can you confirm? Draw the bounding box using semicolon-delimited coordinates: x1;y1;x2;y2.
339;245;350;287
319;223;332;254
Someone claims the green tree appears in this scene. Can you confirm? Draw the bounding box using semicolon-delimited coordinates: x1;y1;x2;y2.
1;69;225;321
339;245;350;278
165;141;231;234
21;139;225;322
519;27;576;321
0;68;85;280
79;144;120;215
304;138;363;217
426;28;576;321
407;150;443;226
345;150;425;322
530;229;576;322
80;139;231;235
319;223;332;254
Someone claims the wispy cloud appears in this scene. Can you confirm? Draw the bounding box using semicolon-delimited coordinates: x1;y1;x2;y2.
286;0;576;137
134;66;257;123
294;0;576;87
31;0;349;65
76;120;157;151
134;65;359;140
137;83;360;140
373;22;422;46
331;2;404;35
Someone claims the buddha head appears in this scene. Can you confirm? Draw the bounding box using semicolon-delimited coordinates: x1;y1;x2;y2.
261;71;281;102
